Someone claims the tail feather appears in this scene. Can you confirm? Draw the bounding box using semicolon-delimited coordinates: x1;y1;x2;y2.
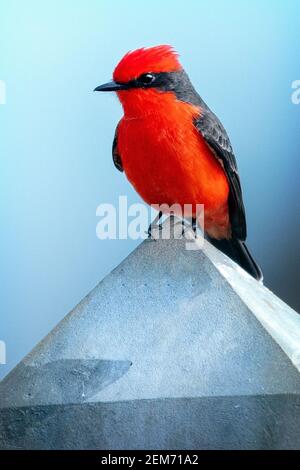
207;237;263;282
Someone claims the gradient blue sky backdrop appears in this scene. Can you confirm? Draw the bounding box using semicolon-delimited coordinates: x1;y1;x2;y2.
1;0;300;379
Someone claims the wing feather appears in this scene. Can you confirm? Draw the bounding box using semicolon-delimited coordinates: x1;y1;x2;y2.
112;122;123;172
194;108;247;240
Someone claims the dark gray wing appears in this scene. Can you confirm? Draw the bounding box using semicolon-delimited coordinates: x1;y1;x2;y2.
194;108;247;241
112;122;123;172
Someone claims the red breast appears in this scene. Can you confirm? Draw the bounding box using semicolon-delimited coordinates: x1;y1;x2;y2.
117;88;230;238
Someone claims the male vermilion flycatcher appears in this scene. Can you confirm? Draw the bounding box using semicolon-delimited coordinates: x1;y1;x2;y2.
95;45;262;281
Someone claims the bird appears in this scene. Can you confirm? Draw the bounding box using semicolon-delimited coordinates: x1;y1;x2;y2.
94;45;262;281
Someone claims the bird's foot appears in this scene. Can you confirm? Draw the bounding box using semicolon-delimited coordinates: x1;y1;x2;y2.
181;218;198;238
181;219;187;236
147;222;163;239
147;211;163;239
192;217;197;236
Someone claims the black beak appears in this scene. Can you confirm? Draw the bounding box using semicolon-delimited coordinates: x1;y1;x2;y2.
94;80;130;92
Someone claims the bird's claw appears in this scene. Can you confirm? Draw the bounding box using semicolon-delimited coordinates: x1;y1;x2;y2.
147;223;163;239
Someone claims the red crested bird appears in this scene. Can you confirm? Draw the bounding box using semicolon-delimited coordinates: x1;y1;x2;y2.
94;45;262;281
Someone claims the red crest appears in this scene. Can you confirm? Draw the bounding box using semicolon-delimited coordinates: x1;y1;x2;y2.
113;45;181;83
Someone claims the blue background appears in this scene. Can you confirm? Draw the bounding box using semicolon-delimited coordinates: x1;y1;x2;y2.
1;0;300;379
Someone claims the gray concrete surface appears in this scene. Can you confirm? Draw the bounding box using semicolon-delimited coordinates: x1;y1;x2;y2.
1;218;300;449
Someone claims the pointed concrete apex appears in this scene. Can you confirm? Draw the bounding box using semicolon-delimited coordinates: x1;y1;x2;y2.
1;217;300;449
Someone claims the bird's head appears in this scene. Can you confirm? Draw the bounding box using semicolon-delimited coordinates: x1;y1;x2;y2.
94;45;197;117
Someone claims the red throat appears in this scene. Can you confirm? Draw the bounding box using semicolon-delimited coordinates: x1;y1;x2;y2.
116;88;179;118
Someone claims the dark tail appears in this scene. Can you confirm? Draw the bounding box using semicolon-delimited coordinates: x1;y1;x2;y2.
207;237;263;282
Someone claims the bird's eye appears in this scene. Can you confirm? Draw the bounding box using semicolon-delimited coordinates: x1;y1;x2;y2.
139;73;155;86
